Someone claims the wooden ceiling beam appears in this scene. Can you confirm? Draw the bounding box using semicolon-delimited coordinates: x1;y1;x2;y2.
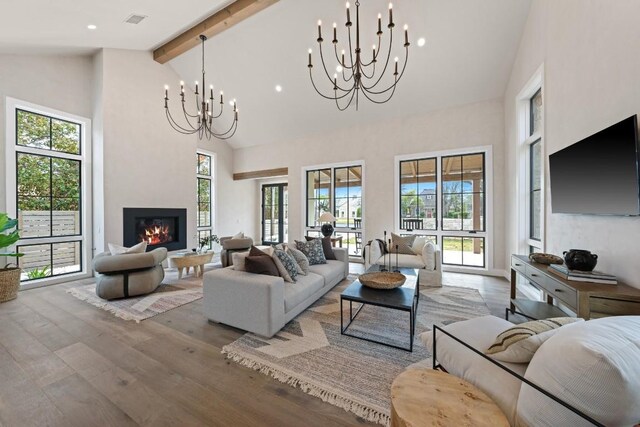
153;0;280;64
233;167;288;181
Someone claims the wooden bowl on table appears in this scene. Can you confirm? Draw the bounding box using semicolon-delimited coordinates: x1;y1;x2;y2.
359;272;406;290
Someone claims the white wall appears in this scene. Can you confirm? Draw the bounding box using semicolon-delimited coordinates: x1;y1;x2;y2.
95;49;257;253
0;54;94;214
234;98;507;272
504;0;640;288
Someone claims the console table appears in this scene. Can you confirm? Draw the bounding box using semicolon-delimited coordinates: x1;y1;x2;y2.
510;255;640;319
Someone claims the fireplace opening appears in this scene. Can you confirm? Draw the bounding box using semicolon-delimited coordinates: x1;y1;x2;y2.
123;208;187;251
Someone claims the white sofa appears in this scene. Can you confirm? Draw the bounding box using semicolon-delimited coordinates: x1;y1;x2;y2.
364;238;442;287
203;247;349;337
424;315;640;426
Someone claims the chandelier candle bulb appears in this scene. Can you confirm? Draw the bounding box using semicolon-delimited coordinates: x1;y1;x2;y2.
195;81;199;95
394;57;399;75
308;48;312;67
341;50;345;66
404;24;409;46
333;22;337;43
164;85;168;99
346;2;351;24
388;3;393;27
378;13;382;34
317;20;322;40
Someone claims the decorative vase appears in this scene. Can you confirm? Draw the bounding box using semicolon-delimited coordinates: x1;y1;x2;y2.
0;267;21;303
321;223;334;237
563;249;598;271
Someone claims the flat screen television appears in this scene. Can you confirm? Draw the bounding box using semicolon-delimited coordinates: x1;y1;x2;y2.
549;115;640;215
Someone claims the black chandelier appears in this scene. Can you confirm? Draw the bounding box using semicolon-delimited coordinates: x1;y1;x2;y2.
164;35;238;140
308;1;410;111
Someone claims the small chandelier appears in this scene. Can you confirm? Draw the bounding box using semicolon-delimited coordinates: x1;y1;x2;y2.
308;1;410;111
164;35;238;140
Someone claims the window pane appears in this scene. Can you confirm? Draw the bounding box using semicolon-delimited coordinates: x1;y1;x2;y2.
400;161;417;196
442;194;463;231
442;156;462;193
530;140;542;191
198;203;210;227
17;110;50;149
52;158;80;198
197;154;211;176
462;193;484;231
52;119;80;154
18;153;51;197
462;154;484;194
442;237;484;267
334;231;362;257
52;241;81;276
530;190;541;240
198;230;212;249
530;89;542;136
18;244;52;281
52;199;80;235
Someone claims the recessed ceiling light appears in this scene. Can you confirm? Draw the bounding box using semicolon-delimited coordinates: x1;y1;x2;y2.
87;24;97;30
275;85;282;92
417;37;426;47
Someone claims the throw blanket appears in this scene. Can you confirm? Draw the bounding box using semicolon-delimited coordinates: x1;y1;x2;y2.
362;238;388;261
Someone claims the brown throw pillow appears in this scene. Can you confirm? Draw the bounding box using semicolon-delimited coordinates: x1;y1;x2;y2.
389;233;417;254
244;255;279;277
249;246;270;257
304;236;336;260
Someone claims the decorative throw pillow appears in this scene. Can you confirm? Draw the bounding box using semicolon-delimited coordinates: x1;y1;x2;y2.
287;246;309;275
244;255;279;277
270;251;293;282
388;233;416;254
411;236;427;255
486;317;584;363
274;249;298;282
304;236;336;260
422;241;437;270
295;239;327;265
232;231;245;239
232;252;248;271
108;241;147;256
249;246;271;257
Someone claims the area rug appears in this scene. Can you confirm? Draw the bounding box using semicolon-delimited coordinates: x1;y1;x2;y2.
66;263;219;322
222;278;491;425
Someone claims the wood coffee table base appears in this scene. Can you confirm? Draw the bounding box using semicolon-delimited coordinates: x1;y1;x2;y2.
390;369;509;427
168;252;214;279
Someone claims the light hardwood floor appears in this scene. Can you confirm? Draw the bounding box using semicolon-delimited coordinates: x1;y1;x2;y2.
0;265;515;427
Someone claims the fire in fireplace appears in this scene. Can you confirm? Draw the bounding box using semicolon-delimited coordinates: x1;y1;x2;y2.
123;208;187;251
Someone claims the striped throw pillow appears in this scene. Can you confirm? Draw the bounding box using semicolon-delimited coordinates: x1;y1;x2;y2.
485;317;583;363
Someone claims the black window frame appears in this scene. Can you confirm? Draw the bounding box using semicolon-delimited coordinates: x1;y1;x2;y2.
440;153;486;233
262;183;288;245
399;157;438;232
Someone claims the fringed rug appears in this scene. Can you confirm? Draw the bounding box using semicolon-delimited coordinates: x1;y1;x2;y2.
66;263;220;322
222;279;491;425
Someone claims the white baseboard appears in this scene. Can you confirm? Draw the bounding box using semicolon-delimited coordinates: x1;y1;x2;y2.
442;266;508;278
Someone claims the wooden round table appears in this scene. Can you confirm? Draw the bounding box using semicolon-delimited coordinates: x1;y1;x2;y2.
168;252;214;279
390;369;509;427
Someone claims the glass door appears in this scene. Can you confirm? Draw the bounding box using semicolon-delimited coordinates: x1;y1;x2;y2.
262;183;288;245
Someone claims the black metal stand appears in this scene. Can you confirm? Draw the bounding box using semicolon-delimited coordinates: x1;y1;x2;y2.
431;326;604;427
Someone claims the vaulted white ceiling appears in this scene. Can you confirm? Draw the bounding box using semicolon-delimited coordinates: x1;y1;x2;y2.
0;0;232;54
169;0;532;148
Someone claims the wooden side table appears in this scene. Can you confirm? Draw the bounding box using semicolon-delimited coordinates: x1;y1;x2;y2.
390;369;509;427
330;236;343;247
168;252;214;279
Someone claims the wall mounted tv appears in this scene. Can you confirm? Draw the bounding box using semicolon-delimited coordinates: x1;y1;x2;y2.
549;115;640;215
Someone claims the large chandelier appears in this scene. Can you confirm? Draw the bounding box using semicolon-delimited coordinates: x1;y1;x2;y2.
164;35;238;140
308;1;410;111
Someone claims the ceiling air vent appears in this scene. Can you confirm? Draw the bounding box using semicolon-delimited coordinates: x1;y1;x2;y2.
124;14;147;24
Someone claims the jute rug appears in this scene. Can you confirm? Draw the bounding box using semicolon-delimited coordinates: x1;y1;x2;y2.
222;278;491;425
66;263;220;322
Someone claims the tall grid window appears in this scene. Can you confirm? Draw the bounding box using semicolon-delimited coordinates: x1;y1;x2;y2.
398;151;488;268
13;108;85;282
197;152;213;249
529;89;543;244
305;164;363;257
262;183;288;245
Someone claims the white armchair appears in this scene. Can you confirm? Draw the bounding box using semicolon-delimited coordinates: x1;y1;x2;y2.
364;238;442;287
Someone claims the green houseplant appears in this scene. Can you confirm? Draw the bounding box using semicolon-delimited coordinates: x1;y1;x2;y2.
0;213;23;302
198;234;219;253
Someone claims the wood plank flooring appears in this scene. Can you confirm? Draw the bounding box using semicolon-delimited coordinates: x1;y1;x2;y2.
0;265;514;427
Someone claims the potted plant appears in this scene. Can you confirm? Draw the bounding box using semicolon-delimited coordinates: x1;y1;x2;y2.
0;213;23;303
198;234;219;253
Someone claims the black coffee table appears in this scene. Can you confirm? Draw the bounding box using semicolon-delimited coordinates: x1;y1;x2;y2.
340;266;420;352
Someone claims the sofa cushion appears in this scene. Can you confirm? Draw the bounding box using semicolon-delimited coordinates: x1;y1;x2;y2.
375;253;426;269
108;241;147;255
295;239;327;265
422;241;436;270
421;315;525;426
308;260;345;288
287;246;309;275
245;255;279;277
273;249;298;283
304;236;336;260
517;316;640;427
232;252;248;271
389;233;416;254
486;317;583;363
284;273;324;312
411;236;427;255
